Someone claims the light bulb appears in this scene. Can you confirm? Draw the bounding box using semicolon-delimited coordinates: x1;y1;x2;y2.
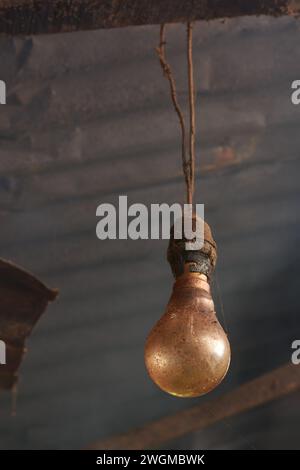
144;218;231;398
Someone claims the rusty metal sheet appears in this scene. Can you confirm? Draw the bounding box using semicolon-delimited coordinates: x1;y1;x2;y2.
0;258;58;390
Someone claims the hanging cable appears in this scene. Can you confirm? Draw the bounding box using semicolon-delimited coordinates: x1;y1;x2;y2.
187;22;196;205
156;25;189;202
156;22;196;205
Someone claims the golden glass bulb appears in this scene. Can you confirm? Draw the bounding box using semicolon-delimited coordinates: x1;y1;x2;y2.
145;267;230;398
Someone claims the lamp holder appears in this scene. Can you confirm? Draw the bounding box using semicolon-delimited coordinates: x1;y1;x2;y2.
167;215;217;280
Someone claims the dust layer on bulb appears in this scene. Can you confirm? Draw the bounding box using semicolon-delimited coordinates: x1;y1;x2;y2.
145;270;231;398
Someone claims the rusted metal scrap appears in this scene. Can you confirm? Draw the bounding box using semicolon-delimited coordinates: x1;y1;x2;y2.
0;258;58;390
0;0;299;36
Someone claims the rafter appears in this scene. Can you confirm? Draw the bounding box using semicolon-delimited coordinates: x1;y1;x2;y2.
86;363;300;450
0;1;299;36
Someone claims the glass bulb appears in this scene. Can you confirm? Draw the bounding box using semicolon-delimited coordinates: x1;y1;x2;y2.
145;269;230;397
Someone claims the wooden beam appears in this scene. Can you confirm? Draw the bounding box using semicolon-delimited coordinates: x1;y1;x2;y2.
0;1;300;36
86;363;300;450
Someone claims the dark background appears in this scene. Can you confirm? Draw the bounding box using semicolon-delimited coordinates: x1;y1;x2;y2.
0;15;299;449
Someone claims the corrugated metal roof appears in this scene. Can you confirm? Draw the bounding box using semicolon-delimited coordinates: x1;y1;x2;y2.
0;16;299;449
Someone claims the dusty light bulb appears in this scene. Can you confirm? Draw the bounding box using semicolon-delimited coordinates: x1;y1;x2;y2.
144;218;231;398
